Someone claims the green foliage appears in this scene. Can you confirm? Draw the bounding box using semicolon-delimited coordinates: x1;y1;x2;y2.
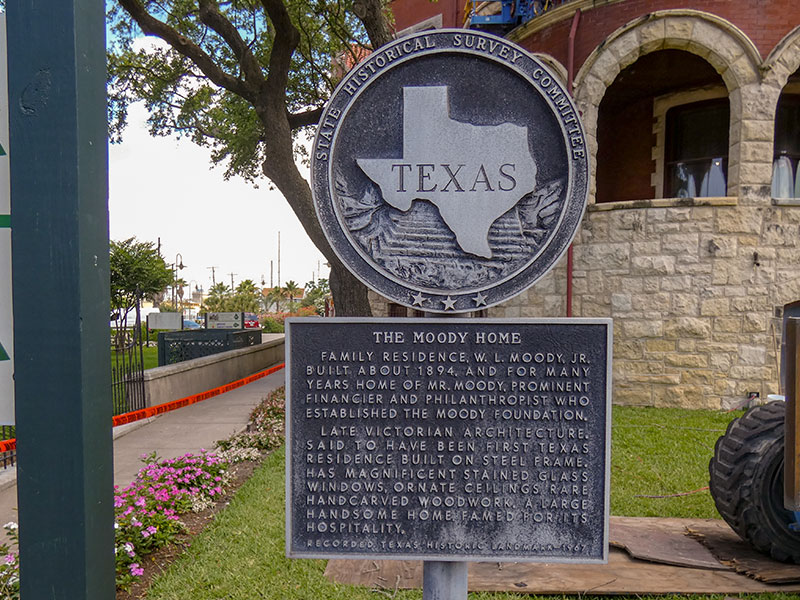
110;238;173;349
282;279;302;312
215;387;285;461
263;287;287;313
231;279;262;313
260;316;285;333
107;0;370;181
202;282;232;313
201;279;262;313
300;278;330;315
110;237;172;317
0;523;19;600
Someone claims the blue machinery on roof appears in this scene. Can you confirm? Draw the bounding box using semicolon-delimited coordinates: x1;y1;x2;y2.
466;0;567;32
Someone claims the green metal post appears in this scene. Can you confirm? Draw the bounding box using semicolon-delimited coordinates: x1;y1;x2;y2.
7;1;115;598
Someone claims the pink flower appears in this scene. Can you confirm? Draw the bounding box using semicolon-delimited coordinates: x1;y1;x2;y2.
3;553;15;565
129;563;144;576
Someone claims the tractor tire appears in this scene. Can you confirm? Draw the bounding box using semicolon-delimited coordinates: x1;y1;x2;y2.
709;400;800;563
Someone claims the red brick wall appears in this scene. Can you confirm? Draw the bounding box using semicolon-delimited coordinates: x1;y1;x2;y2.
595;96;656;202
517;0;800;69
390;0;463;32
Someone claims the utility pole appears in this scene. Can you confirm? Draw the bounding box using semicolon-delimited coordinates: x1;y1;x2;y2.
270;260;274;287
277;231;281;288
228;272;237;289
207;265;217;287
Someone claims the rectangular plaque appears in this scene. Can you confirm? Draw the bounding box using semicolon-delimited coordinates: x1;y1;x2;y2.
205;311;243;329
286;318;612;563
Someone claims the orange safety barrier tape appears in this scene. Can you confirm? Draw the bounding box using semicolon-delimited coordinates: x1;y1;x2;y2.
112;362;286;427
0;363;286;454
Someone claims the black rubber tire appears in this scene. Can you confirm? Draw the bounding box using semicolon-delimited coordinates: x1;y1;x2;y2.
709;400;800;563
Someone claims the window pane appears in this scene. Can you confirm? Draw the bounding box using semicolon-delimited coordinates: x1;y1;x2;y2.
666;100;730;162
775;95;800;157
665;99;729;197
773;94;800;198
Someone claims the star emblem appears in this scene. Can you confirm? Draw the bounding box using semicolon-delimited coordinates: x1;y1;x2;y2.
442;296;457;311
411;292;427;307
472;292;487;307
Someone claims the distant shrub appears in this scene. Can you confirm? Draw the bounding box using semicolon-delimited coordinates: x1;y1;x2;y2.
260;317;284;333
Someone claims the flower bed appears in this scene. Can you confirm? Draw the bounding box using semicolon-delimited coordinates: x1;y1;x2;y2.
0;386;286;597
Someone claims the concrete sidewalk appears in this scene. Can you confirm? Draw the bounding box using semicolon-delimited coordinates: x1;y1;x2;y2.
0;366;286;527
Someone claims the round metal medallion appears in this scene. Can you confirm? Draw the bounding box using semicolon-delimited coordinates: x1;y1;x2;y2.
312;29;588;313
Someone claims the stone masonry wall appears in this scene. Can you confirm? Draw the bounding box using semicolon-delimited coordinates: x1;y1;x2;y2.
491;8;800;410
370;7;800;410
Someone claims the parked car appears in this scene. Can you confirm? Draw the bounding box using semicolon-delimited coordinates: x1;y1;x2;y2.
244;313;260;329
182;319;202;330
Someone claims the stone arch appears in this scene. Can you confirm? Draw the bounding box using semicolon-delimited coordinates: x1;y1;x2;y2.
573;10;762;201
764;25;800;90
532;53;567;86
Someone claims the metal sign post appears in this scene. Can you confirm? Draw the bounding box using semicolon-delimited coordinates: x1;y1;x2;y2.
0;15;13;426
7;1;115;598
423;561;468;599
785;318;800;510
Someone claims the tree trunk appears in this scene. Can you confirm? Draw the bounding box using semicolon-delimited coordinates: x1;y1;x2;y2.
329;260;373;316
353;0;394;49
260;130;373;317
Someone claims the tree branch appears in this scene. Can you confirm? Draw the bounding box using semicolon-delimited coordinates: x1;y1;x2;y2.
287;106;324;129
352;0;393;49
118;0;255;101
198;0;265;87
259;0;300;102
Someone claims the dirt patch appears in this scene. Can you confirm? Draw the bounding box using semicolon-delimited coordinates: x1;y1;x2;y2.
116;456;264;600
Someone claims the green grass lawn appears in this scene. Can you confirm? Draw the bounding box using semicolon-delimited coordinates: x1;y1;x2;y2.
111;345;159;371
144;405;795;600
610;405;741;519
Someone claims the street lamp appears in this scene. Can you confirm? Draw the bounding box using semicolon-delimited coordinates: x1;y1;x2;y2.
173;252;186;309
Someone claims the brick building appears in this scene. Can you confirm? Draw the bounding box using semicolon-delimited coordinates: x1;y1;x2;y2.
369;0;800;410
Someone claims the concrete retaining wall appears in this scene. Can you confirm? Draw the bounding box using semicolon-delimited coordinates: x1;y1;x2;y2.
143;335;285;408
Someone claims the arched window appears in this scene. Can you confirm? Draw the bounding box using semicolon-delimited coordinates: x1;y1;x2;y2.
595;50;727;203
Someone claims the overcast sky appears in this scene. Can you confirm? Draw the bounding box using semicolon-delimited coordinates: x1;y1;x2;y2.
108;103;329;294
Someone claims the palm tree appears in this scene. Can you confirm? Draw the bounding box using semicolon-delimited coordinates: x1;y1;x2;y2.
204;282;231;312
231;279;261;313
282;280;301;312
174;277;188;309
264;287;285;312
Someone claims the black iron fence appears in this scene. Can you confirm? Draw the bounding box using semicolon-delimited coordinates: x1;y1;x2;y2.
0;307;150;471
111;306;147;416
0;426;14;468
158;329;261;366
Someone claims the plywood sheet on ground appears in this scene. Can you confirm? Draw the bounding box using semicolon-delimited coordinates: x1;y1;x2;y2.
610;517;729;570
325;517;800;594
688;520;800;584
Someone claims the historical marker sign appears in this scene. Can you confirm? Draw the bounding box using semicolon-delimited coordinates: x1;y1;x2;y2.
312;29;588;313
286;318;611;562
